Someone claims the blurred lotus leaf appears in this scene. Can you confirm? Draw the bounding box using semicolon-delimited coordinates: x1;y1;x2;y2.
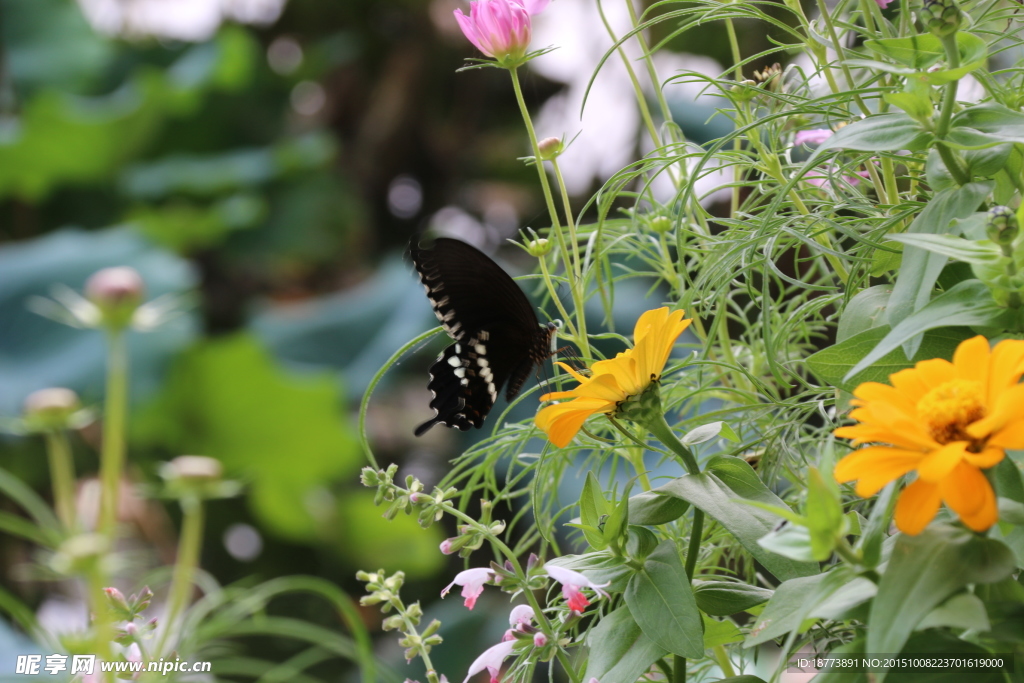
0;227;198;416
133;334;362;542
0;27;258;200
128;194;268;252
336;490;445;579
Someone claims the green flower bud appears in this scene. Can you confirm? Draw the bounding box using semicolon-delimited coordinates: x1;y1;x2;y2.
986;206;1019;249
526;237;552;257
649;216;672;234
538;137;564;160
920;0;961;36
22;388;82;432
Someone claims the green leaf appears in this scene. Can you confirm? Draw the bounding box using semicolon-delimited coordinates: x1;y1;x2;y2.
951;104;1024;145
809;577;877;621
580;472;611;549
545;552;633;593
584;606;668;683
693;581;773;616
603;481;633;547
746;568;854;646
625;541;704;658
883;91;933;122
846;280;1017;380
864;33;945;69
681;421;724;446
657;456;818;581
807;114;931;161
992;457;1024;504
886;182;993;357
758;523;817;562
807;325;971;392
702;614;744;648
887;233;1003;265
836;285;893;341
134;334;362;542
805;467;844;561
916;592;990;632
911;32;988;85
856;484;896;569
868;524;1016;657
629;490;690;525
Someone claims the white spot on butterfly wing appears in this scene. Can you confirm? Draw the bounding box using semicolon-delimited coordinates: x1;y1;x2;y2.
474;343;486;355
448;355;461;367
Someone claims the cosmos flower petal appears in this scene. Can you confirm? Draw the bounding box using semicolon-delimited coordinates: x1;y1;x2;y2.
894;479;943;535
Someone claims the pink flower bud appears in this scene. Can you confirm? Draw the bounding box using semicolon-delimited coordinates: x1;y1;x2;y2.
454;0;532;63
85;267;145;307
533;632;547;647
440;539;455;555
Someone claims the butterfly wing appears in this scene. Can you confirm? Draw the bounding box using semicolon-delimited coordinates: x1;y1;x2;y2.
411;238;552;435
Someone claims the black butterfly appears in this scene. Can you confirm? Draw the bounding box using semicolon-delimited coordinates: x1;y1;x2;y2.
411;237;556;436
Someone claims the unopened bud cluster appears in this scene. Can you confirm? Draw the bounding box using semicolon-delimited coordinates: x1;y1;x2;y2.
971;206;1024;307
21;388;90;433
104;587;158;646
920;0;962;36
361;464;458;528
357;569;443;665
489;553;546;595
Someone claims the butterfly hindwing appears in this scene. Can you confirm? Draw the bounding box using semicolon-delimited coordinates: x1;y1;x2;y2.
411;238;555;436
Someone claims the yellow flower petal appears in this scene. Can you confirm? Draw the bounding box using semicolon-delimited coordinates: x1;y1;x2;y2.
989;420;1024;449
913;358;956;389
895;479;942;535
835;446;921;497
940;462;997;532
916;441;968;482
962;446;1005;469
535;398;613;448
953;335;990;393
966;383;1024;439
987;338;1024;407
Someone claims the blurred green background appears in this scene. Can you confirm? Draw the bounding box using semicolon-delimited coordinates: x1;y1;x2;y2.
0;0;781;678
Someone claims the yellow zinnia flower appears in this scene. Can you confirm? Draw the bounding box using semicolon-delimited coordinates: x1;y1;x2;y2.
834;335;1024;535
535;307;692;447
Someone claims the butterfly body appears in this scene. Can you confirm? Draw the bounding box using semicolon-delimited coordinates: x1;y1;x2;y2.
411;237;554;436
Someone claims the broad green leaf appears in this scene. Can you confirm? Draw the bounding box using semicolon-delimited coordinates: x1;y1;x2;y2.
134;334;362;542
702;614;744;648
625;541;704;658
693;580;773;616
805;467;844;560
868;525;1016;657
836;285;892;341
864;33;944;68
745;568;854;646
846;281;1018;380
658;456;818;580
758;523;816;562
808;114;931;161
887;234;1003;265
993;457;1024;504
916;592;989;632
626;526;660;561
909;32;988;85
883;91;933;121
628;490;689;525
886;182;993;358
580;472;610;549
951;104;1024;145
584;606;667;683
809;577;877;621
807;325;971;392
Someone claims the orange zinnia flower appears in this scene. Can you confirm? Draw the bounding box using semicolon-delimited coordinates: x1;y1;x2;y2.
535;307;692;447
834;335;1024;534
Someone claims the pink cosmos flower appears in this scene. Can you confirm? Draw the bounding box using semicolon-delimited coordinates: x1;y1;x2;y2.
794;128;834;147
544;565;610;613
441;567;494;610
875;0;894;7
454;0;534;62
464;640;516;683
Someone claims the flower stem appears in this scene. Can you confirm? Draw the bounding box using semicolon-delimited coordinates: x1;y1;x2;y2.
684;509;704;581
44;431;77;532
509;67;591;360
673;654;686;683
86;567;113;683
156;496;204;656
713;645;737;677
644;410;700;476
935;33;970;186
99;330;128;538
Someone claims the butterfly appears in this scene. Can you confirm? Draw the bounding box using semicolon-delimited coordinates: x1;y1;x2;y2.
410;237;556;436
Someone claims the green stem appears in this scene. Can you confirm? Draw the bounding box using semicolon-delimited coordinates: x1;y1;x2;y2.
86;567;114;683
44;432;77;532
156;496;204;656
551;158;591;357
814;0;871;116
99;330;128;539
685;509;704;581
509;67;591;360
725;16;745;216
714;645;737;678
934;33;970;185
644;411;700;475
673;654;686;683
834;537;862;566
537;249;580;342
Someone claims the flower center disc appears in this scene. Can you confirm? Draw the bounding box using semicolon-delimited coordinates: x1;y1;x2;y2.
916;379;985;444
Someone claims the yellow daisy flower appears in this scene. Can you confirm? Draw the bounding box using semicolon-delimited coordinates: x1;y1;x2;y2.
535;307;692;447
834;335;1024;534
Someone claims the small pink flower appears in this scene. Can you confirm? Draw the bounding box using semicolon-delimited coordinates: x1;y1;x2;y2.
508;604;534;628
464;640;516;683
441;567;494;610
805;166;872;188
544;565;610;613
454;0;532;62
875;0;894;7
440;539;455;555
794;128;834;146
533;632;547;647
